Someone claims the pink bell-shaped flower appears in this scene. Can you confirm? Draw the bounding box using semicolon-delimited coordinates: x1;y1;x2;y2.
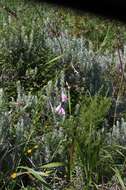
61;91;68;103
55;104;65;115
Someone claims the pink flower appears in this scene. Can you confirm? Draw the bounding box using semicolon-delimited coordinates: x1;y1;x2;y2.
55;104;65;115
61;91;68;103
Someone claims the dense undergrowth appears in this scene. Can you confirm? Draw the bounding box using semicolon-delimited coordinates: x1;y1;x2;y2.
1;0;126;189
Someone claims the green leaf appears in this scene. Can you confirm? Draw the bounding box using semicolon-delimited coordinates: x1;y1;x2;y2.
112;167;125;190
17;166;51;189
46;54;64;65
41;162;65;168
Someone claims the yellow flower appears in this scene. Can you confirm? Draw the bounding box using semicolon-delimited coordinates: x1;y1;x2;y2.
11;172;17;179
27;149;32;154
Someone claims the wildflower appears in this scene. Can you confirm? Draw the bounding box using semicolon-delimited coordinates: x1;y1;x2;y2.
27;149;32;154
55;104;65;115
61;91;68;103
11;172;17;179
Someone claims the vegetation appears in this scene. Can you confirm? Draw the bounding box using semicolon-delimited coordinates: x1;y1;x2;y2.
1;0;126;189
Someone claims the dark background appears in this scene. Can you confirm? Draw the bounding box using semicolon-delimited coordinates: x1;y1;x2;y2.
33;0;126;23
